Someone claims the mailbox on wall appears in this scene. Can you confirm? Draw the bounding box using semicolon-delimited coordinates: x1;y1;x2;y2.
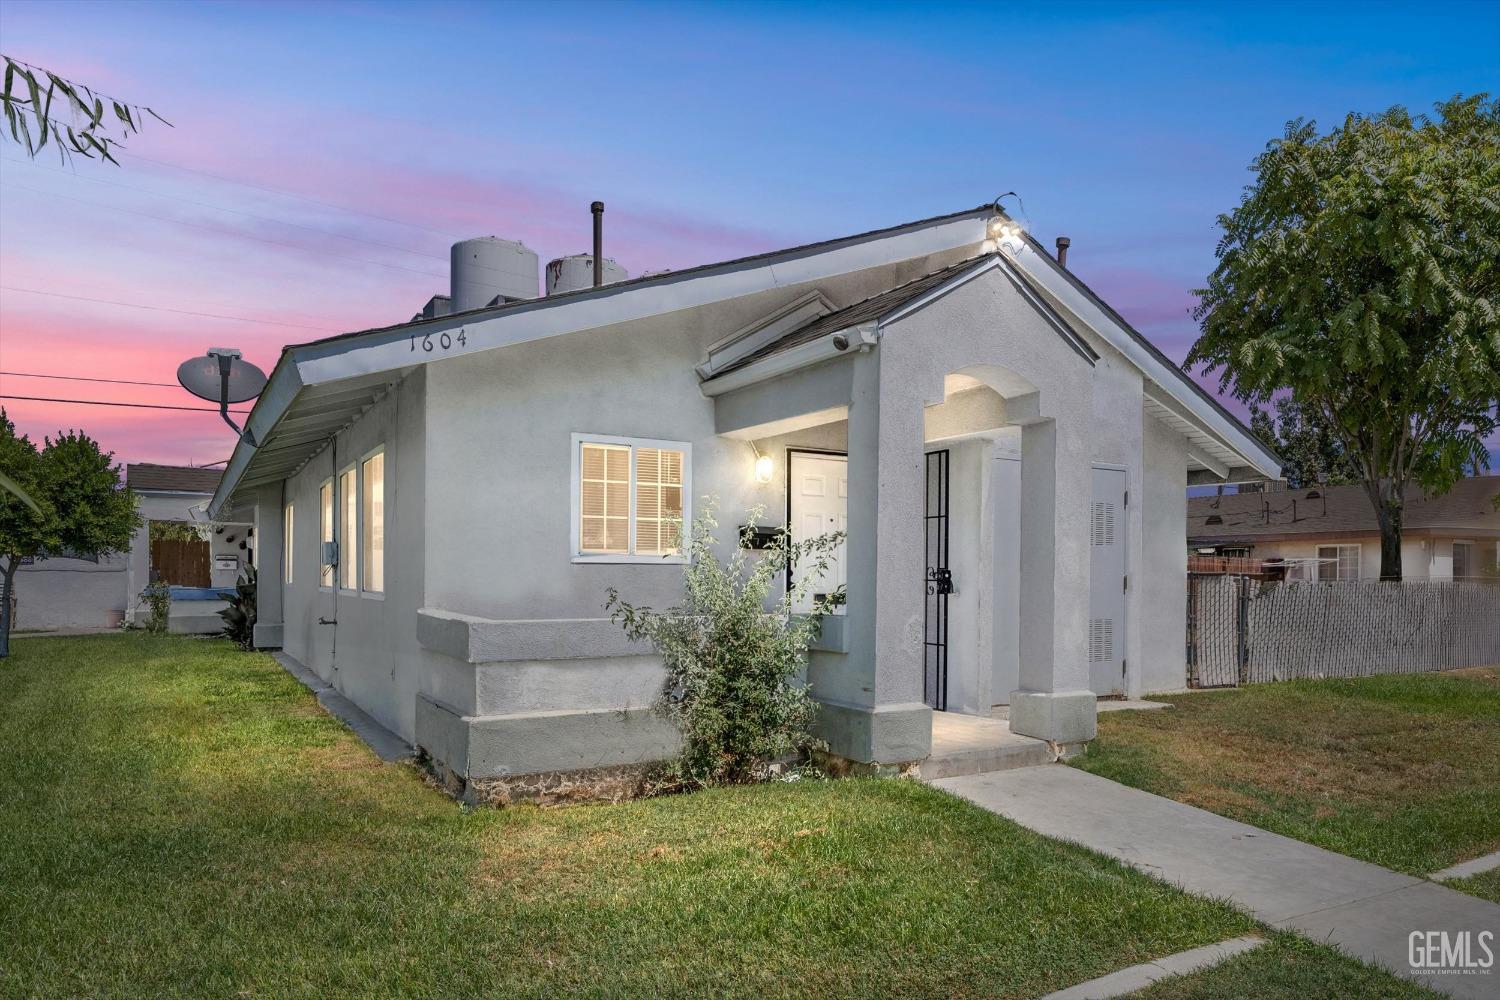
214;554;239;572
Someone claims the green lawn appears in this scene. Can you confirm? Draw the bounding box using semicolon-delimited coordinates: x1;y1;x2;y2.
1072;668;1500;895
0;634;1268;999
1128;933;1436;1000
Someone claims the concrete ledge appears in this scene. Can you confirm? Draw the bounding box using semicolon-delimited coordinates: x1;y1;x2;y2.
416;693;679;780
417;608;642;663
803;613;850;653
1430;849;1500;882
1008;689;1097;743
812;699;931;764
251;622;283;648
272;652;412;762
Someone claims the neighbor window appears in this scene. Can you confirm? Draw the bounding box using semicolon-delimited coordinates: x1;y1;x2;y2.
339;466;358;590
283;503;294;585
572;434;690;561
361;450;385;594
1452;540;1474;580
319;479;334;588
1316;544;1360;581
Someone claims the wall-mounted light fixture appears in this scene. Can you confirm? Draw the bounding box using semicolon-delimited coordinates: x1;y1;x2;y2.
989;191;1028;254
750;442;774;484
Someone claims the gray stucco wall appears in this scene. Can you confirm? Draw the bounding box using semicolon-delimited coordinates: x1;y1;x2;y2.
279;368;427;741
1139;411;1189;694
13;553;125;629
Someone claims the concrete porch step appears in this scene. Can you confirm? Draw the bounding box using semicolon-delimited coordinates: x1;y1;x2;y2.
922;712;1053;779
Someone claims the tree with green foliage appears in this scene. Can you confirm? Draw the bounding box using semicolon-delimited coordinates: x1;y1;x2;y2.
0;412;141;656
2;54;170;166
1249;397;1361;490
1189;94;1500;579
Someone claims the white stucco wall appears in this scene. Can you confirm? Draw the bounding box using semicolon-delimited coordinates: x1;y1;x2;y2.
13;552;126;629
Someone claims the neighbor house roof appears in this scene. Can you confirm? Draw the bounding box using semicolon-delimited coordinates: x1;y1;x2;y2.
208;203;1280;518
1187;475;1500;545
126;463;222;494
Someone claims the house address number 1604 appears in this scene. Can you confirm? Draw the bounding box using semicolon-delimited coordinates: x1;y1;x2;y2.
410;327;468;353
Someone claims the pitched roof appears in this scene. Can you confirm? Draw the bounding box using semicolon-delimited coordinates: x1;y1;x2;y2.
708;255;989;378
126;463;222;494
1187;475;1500;544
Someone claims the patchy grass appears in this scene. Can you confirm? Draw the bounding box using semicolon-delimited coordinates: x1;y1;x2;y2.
1073;669;1500;886
1126;933;1439;999
1446;867;1500;905
0;634;1258;999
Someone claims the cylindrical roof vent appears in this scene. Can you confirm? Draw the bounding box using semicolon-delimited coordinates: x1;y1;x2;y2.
546;254;628;296
450;237;539;312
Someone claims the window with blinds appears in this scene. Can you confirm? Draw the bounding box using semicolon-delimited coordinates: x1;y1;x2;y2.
339;466;358;589
319;480;334;588
573;435;690;561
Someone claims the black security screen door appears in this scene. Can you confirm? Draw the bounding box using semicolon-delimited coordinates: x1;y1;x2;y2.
924;449;951;711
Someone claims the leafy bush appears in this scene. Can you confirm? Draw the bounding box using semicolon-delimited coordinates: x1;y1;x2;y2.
219;565;256;649
140;580;171;634
606;502;844;792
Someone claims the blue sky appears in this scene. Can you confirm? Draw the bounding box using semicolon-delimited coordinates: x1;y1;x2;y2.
1;0;1496;464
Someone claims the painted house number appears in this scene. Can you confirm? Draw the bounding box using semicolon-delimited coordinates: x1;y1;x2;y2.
410;327;467;353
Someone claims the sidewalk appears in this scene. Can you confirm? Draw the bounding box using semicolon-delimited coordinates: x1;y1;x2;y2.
933;766;1500;999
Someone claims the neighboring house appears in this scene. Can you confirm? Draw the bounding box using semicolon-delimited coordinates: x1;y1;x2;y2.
14;463;251;633
1188;476;1500;580
207;204;1279;789
123;464;253;633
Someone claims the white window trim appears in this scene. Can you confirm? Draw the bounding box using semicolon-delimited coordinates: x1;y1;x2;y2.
283;502;294;586
318;478;334;592
360;445;386;598
570;433;692;564
1316;543;1361;582
337;462;359;594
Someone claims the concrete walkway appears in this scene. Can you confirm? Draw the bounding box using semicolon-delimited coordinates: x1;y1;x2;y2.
273;652;414;763
933;766;1500;999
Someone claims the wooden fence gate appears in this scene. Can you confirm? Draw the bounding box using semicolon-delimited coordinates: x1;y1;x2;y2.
150;538;211;587
1187;576;1500;687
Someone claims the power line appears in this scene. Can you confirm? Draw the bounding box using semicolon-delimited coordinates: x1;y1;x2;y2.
1;181;447;278
1;370;179;388
1;155;449;261
0;394;249;414
0;285;341;332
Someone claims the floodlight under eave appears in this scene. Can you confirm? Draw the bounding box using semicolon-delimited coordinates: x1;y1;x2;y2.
177;348;267;445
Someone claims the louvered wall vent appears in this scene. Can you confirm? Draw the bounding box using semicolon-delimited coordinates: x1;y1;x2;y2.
1091;501;1116;547
1089;617;1115;663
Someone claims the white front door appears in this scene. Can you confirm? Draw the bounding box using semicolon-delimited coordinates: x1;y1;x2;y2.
788;452;847;615
1088;466;1128;696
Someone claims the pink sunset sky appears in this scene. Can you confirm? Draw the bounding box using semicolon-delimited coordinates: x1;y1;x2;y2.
2;2;1495;469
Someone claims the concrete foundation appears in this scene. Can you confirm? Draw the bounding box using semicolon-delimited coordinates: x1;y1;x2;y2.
811;699;932;765
1007;689;1097;743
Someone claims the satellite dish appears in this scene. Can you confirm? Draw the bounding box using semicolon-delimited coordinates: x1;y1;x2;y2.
177;347;267;445
177;348;266;404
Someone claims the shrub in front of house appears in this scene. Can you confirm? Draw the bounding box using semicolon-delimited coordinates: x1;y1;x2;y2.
607;502;843;792
219;565;257;649
140;580;172;634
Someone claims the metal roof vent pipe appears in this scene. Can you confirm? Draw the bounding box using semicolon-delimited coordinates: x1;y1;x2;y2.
1055;235;1071;269
592;201;604;287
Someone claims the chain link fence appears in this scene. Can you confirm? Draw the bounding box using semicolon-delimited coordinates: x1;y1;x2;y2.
1187;575;1500;687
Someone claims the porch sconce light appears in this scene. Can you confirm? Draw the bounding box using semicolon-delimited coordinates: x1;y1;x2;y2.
750;442;774;484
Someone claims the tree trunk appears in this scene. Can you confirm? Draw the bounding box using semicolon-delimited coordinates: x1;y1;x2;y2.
1370;485;1405;581
0;557;16;659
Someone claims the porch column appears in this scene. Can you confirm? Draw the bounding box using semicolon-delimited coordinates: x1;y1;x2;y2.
251;483;285;649
1009;416;1096;744
810;353;932;766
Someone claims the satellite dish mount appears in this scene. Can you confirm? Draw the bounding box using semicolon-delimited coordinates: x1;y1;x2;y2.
177;347;268;447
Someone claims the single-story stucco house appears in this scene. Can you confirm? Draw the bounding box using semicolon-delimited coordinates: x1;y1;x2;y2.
1189;475;1500;580
207;203;1281;790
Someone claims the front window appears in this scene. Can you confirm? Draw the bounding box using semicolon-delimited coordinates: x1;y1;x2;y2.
361;451;385;594
339;466;358;590
1452;541;1473;580
283;503;294;585
572;435;690;562
1316;544;1360;581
